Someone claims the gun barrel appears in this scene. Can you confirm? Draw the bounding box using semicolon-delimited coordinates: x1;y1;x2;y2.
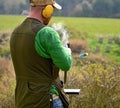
64;72;67;84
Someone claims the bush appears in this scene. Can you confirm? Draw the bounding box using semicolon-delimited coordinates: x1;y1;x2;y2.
64;56;120;108
0;57;15;108
0;54;120;108
70;39;89;54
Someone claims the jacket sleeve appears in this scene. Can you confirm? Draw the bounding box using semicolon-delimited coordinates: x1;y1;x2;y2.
35;27;72;71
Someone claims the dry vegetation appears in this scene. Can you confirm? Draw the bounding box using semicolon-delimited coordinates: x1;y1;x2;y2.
67;57;120;108
64;40;120;108
1;53;120;108
0;26;120;108
0;31;15;108
0;57;15;108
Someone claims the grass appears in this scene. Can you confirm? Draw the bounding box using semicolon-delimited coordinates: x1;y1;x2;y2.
0;15;120;63
0;58;15;108
0;15;120;108
51;17;120;38
0;15;120;36
60;57;120;108
0;15;26;31
88;36;120;64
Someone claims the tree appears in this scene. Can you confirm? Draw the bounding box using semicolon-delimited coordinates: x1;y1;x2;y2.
0;0;5;14
113;0;120;17
70;0;93;17
93;0;114;17
80;0;93;17
0;0;120;17
2;0;27;14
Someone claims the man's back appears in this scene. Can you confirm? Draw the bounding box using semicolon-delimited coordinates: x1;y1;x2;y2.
10;18;54;108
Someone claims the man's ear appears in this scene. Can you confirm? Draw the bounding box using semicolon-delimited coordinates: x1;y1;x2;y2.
42;5;54;18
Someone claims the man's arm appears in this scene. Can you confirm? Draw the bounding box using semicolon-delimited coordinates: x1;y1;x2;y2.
35;27;72;71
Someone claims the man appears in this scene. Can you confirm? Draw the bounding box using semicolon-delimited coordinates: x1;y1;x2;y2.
10;0;72;108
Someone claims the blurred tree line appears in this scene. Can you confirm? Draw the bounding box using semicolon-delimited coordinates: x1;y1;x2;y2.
0;0;120;18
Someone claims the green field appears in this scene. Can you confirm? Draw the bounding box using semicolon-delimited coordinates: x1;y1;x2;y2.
0;15;120;35
0;15;120;63
0;15;120;108
52;17;120;37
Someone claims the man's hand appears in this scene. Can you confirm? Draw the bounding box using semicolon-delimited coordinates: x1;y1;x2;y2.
65;47;71;55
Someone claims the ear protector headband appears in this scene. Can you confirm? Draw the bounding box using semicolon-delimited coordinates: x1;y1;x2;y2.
42;5;54;18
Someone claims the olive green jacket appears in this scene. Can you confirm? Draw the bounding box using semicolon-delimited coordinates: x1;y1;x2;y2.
10;18;72;108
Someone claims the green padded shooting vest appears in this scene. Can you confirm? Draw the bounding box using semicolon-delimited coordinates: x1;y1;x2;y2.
10;18;59;108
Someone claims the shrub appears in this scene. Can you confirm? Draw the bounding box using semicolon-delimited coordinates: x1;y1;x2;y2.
70;39;89;54
65;56;120;108
0;57;15;108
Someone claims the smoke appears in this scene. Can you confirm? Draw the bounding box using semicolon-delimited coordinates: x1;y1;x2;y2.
51;23;69;47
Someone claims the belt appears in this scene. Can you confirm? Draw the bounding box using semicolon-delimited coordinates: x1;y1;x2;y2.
52;94;59;100
50;94;59;101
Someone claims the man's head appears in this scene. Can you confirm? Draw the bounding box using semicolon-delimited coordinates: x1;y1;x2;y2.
29;0;62;25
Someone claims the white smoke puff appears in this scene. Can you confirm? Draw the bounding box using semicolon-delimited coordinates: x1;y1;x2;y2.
52;23;69;47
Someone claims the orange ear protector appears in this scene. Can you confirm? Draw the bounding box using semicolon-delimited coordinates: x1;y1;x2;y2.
42;5;54;18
